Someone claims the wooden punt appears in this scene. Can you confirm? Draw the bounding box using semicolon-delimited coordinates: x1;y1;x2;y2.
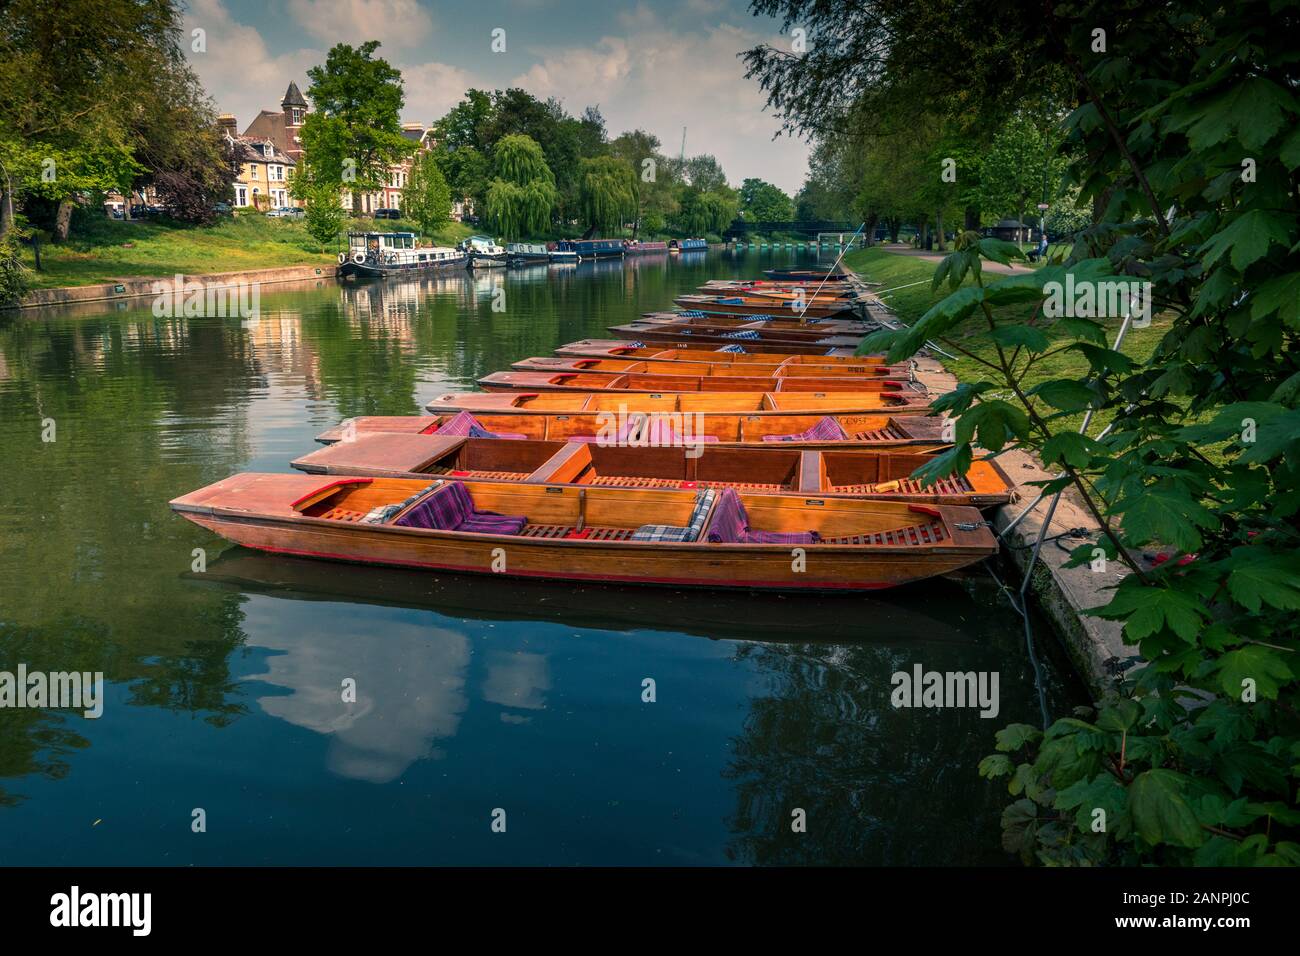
765;268;850;281
477;370;911;394
315;411;951;449
290;432;1014;508
636;311;871;333
607;324;867;352
510;355;911;377
694;285;862;305
424;390;934;415
170;473;998;591
674;294;855;318
554;339;862;361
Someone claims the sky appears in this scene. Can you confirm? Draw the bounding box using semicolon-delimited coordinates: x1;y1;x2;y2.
181;0;812;194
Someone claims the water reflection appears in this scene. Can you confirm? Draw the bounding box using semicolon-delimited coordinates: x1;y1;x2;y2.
0;250;1087;863
243;599;470;783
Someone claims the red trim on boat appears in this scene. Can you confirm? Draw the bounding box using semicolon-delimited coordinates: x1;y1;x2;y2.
290;477;372;508
250;543;895;589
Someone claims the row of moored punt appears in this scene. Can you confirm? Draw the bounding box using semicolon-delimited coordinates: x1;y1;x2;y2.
171;266;1008;591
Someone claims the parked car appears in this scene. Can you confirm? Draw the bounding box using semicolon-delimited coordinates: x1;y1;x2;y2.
373;208;401;220
212;202;233;216
267;206;304;219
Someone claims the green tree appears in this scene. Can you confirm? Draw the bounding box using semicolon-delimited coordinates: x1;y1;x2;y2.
577;156;637;233
756;0;1300;866
484;134;556;238
402;154;452;236
294;179;346;251
298;41;415;215
739;178;795;222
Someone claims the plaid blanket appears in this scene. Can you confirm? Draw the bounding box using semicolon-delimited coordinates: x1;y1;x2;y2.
716;344;748;353
705;487;820;544
762;416;848;443
392;481;527;535
722;329;761;340
435;410;527;440
677;310;706;318
630;488;716;542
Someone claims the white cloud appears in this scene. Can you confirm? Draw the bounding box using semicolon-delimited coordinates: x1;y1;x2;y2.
398;61;482;125
184;0;321;130
285;0;434;52
510;19;808;193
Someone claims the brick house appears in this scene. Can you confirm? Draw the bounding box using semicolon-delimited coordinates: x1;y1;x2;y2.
218;115;295;210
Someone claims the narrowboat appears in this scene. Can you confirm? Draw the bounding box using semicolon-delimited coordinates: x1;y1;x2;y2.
624;240;669;254
169;473;998;591
547;243;578;265
475;370;915;395
506;242;550;265
288;432;1014;509
554;238;625;260
670;238;708;253
461;235;507;268
424;389;933;415
314;410;951;450
337;232;467;278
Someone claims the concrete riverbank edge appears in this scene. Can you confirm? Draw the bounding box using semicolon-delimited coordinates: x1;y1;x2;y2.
10;263;339;311
845;263;1134;698
911;351;1132;698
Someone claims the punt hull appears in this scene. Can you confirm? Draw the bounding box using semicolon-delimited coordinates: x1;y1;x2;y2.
424;391;935;415
171;478;997;592
553;340;861;360
314;413;952;450
476;371;915;394
607;326;868;353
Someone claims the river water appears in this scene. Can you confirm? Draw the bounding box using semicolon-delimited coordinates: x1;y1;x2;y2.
0;249;1084;865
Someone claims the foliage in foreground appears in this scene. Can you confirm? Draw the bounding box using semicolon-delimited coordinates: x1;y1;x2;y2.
846;1;1300;865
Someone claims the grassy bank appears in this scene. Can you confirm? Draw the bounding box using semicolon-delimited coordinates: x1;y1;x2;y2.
842;246;1170;431
18;214;476;289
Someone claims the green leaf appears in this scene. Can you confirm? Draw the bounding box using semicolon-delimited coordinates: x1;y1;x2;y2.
1093;581;1209;642
1096;699;1141;732
990;324;1050;352
978;237;1025;265
1128;769;1205;848
1029;378;1100;412
1112;488;1218;552
1250;272;1300;328
978;754;1014;778
1225;549;1300;612
1215;646;1293;701
1040;431;1105;468
1179;77;1299;151
1199;210;1294;271
995;723;1042;753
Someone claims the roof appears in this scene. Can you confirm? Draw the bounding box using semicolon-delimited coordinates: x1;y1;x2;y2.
242;110;290;154
282;81;308;108
230;135;295;166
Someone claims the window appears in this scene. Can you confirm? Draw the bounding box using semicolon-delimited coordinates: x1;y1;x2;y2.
262;143;272;158
235;185;248;207
291;108;303;124
269;165;283;182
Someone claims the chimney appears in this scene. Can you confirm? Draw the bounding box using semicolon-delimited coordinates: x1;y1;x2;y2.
217;114;238;137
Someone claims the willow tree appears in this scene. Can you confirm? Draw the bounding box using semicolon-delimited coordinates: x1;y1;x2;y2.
577;156;637;234
484;134;556;238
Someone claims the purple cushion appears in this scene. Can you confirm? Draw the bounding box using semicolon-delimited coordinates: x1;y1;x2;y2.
459;513;527;535
438;410;526;440
704;487;819;544
394;482;473;530
762;416;847;442
705;488;748;543
743;529;821;544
